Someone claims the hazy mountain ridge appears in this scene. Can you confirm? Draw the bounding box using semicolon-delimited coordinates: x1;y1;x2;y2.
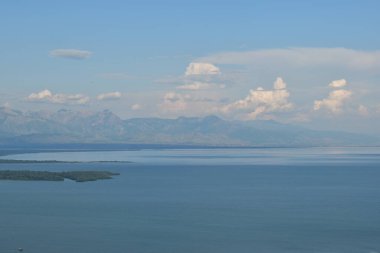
0;107;378;147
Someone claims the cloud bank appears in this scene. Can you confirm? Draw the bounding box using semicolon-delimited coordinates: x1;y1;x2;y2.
28;90;89;105
49;49;92;60
198;48;380;71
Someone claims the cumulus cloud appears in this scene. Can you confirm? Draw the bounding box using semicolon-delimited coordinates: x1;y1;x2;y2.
96;92;122;101
274;77;287;90
185;62;221;76
221;77;292;119
314;85;352;113
28;89;52;100
156;62;227;92
49;49;92;60
329;79;347;88
28;89;89;105
198;48;380;71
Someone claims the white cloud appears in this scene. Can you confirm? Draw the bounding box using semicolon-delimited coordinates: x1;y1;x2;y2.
176;82;222;90
185;62;221;76
28;89;52;100
161;92;189;111
131;104;141;110
96;92;122;101
329;79;347;88
28;89;89;105
358;104;369;116
156;62;227;92
221;77;292;120
49;49;92;60
274;77;287;90
198;48;380;71
314;79;353;113
314;89;352;113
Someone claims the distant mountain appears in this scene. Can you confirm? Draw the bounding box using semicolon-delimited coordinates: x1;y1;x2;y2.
0;107;378;147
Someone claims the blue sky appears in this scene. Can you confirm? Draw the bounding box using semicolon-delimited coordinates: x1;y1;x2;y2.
1;0;380;134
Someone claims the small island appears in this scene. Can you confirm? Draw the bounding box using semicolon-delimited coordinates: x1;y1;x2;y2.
0;170;120;182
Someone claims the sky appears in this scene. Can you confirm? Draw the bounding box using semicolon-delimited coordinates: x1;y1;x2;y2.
1;0;380;134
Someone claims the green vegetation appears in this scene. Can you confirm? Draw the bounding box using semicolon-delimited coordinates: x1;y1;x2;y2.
61;171;119;182
0;170;119;182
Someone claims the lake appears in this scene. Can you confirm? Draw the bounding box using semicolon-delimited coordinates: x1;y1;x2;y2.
1;147;380;253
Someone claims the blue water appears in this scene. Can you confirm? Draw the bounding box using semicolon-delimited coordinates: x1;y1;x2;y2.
4;147;380;165
1;148;380;253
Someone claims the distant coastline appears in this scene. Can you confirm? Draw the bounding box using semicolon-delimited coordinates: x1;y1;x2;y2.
0;170;120;182
0;158;132;164
0;159;76;164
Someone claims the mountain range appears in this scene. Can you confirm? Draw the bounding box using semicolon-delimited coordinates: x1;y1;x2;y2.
0;107;378;147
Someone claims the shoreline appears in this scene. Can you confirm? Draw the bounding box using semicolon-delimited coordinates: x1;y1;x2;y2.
0;170;120;182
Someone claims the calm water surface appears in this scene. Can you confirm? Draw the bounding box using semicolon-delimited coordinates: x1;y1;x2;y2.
1;148;380;253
